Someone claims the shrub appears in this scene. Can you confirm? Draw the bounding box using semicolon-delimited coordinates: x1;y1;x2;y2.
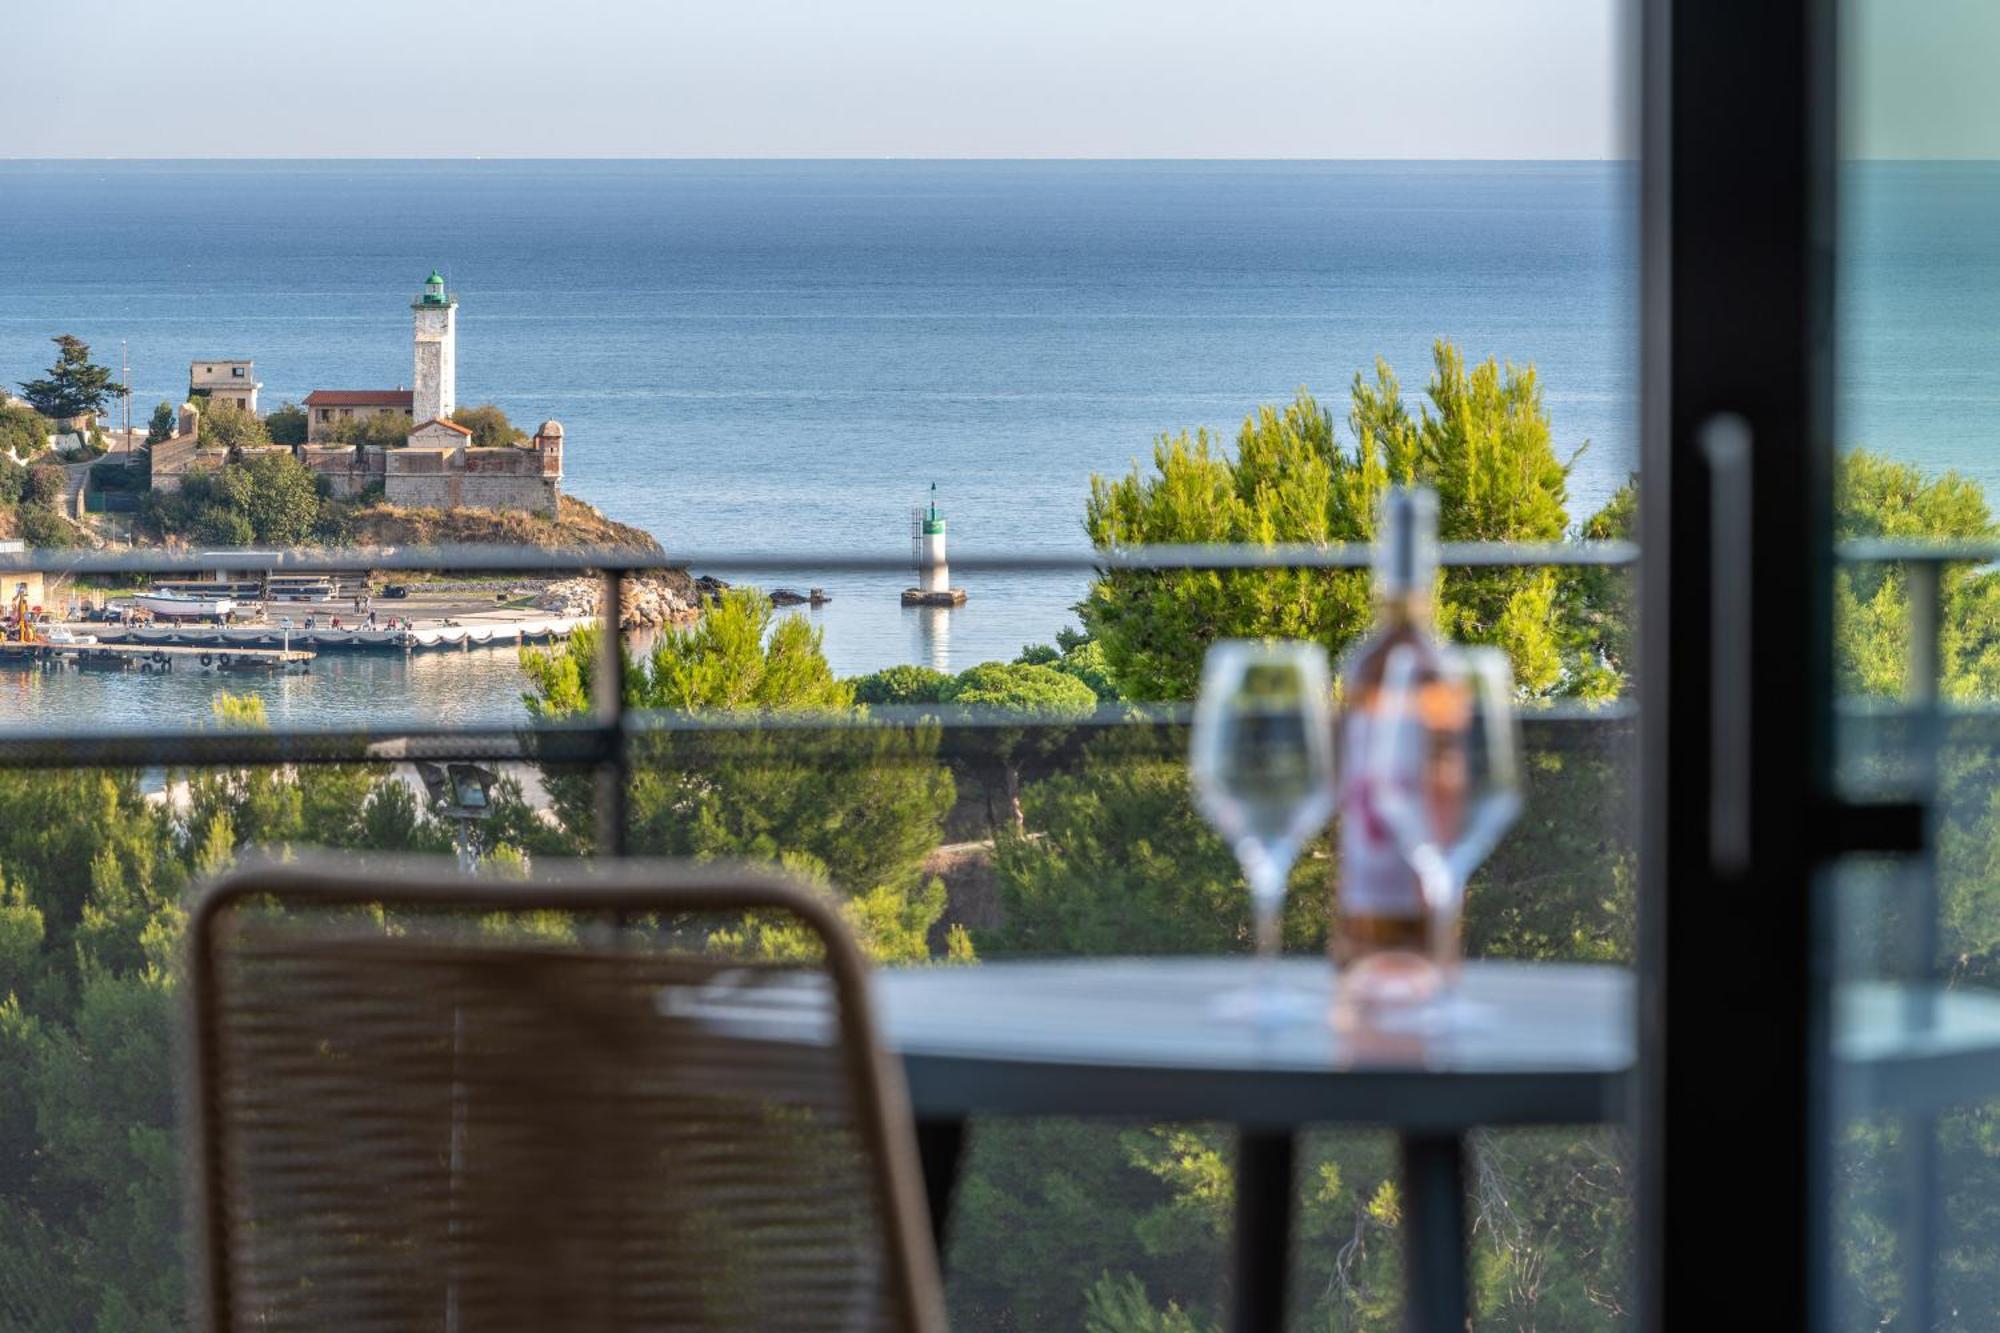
331;412;414;449
852;664;952;707
197;401;271;451
450;403;525;448
23;464;65;510
265;401;308;446
17;506;75;548
194;507;255;547
0;402;50;459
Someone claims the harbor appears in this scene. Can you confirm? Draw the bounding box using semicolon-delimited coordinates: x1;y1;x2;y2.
89;610;593;656
0;641;315;673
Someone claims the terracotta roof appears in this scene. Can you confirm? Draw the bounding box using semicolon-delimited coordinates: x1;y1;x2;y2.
414;417;473;436
302;389;414;408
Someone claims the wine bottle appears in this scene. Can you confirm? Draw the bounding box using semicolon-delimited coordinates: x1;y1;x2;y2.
1332;486;1469;1012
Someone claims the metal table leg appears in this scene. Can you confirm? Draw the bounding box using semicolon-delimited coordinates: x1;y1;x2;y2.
915;1116;967;1259
1233;1127;1296;1333
1400;1131;1468;1333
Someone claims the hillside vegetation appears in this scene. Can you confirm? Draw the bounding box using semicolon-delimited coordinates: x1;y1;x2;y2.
344;494;662;553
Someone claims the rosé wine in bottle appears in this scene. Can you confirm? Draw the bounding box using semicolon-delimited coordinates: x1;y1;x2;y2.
1332;487;1471;1015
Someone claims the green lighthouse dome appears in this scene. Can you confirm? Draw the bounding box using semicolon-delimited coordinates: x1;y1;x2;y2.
418;270;449;306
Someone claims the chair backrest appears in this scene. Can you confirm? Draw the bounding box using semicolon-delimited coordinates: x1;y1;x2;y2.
186;855;946;1332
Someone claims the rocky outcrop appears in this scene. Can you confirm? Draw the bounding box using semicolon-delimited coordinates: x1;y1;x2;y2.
534;572;699;628
343;495;663;554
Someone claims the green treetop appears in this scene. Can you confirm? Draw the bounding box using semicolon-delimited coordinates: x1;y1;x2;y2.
520;589;959;958
144;402;176;446
941;661;1098;831
1082;340;1623;702
450;403;527;449
197;400;271;453
18;335;125;420
264;401;308;446
0;402;50;460
330;412;415;450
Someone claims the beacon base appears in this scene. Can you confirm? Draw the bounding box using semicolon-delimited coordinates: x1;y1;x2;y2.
900;587;968;607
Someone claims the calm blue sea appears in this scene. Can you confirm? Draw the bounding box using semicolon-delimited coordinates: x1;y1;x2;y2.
0;159;1971;726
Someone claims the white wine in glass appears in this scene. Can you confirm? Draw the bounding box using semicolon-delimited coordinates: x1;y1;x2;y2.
1188;639;1338;1023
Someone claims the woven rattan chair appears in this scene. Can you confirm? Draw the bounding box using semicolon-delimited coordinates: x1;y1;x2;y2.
186;855;947;1332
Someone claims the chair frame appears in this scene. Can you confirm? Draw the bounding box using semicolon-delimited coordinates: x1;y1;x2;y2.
185;853;949;1332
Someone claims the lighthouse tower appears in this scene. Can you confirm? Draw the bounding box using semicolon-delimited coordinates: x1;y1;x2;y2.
902;483;968;607
411;269;457;425
918;485;949;593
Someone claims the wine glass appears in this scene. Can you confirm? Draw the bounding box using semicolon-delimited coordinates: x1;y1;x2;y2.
1364;644;1522;1019
1188;640;1338;1022
1442;647;1524;905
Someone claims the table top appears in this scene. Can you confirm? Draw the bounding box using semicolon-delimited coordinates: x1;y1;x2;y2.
873;958;1633;1130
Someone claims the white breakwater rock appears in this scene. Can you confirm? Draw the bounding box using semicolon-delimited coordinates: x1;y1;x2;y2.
533;574;700;628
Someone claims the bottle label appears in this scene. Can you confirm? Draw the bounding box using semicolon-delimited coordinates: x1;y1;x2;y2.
1337;706;1426;918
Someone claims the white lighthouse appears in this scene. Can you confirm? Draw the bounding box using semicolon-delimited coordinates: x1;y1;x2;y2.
902;484;967;607
919;486;949;592
411;269;457;424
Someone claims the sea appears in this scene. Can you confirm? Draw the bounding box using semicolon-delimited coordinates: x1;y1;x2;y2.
0;159;1979;730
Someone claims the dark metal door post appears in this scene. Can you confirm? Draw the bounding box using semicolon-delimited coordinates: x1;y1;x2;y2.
1638;0;1838;1326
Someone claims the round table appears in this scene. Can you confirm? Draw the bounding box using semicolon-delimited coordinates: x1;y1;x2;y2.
874;957;1633;1333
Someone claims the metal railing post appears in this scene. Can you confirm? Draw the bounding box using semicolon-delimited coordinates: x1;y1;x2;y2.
1901;555;1946;1333
594;567;629;858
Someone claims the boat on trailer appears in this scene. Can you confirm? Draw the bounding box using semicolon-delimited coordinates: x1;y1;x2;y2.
133;589;238;621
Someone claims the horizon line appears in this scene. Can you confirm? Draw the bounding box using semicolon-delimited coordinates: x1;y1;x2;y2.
0;153;1636;164
2;153;1981;165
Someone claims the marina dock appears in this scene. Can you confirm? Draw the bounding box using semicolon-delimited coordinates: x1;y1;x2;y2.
88;613;593;656
0;642;315;673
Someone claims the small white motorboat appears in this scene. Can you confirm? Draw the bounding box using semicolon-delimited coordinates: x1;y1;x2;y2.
134;589;238;621
41;626;97;646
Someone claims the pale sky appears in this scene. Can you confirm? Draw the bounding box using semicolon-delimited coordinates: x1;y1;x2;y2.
3;0;1633;158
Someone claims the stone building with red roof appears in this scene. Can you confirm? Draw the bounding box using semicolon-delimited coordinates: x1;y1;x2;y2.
300;388;415;442
156;274;563;516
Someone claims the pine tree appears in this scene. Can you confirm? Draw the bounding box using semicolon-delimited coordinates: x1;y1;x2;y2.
17;335;125;421
1081;340;1621;702
143;402;175;445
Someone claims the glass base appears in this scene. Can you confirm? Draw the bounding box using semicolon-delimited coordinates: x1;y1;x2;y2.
1340;950;1443;1008
1354;994;1497;1037
1210;982;1321;1026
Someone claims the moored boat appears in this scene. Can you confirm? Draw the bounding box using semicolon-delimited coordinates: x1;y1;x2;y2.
133;589;238;621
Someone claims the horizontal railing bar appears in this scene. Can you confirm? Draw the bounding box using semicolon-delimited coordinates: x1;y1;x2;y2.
0;540;1639;578
1837;540;2000;566
625;700;1636;732
11;536;2000;581
0;724;610;770
0;703;1635;770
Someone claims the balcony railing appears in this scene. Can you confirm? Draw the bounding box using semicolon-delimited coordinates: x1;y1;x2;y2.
0;537;1654;1333
13;535;1998;1328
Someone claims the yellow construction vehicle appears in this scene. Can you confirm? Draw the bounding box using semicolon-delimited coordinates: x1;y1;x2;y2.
9;583;36;645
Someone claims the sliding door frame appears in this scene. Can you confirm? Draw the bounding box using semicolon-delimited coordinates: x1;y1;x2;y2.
1638;0;1841;1326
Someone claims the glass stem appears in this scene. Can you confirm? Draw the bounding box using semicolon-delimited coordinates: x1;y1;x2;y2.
1247;847;1289;970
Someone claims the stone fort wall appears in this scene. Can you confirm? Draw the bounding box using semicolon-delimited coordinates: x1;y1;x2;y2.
150;404;562;516
298;445;387;499
383;443;560;517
